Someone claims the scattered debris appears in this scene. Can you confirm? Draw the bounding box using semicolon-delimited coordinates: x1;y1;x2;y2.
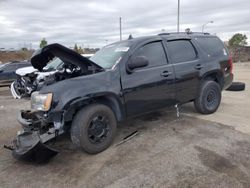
116;130;139;146
4;144;14;151
175;104;180;118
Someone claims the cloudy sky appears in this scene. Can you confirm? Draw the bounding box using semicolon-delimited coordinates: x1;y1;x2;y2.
0;0;249;49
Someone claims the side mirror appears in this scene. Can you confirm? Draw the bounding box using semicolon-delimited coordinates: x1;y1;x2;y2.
127;56;149;73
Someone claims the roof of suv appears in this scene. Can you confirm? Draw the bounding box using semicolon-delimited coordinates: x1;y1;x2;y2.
123;32;216;44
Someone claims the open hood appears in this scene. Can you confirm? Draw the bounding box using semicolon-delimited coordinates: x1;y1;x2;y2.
30;43;102;71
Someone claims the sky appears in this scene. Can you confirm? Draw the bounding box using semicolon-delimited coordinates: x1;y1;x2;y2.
0;0;250;49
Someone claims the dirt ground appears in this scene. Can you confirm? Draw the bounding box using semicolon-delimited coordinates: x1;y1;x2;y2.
0;51;33;63
0;63;250;188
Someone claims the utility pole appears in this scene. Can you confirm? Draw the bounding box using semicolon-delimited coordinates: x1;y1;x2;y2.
177;0;180;33
119;17;122;41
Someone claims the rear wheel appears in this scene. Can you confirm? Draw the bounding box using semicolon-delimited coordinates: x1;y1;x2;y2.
194;81;221;114
71;104;117;154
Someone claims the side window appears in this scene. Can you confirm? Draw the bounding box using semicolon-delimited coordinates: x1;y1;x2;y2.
132;41;167;68
167;40;197;64
195;37;227;57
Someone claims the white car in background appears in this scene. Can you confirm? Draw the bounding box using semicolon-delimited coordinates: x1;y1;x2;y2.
10;54;94;99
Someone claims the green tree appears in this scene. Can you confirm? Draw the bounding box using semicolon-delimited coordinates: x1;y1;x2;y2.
229;33;248;62
229;33;248;47
39;38;48;48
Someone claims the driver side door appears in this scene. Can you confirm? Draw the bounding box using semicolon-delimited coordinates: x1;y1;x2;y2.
121;40;176;117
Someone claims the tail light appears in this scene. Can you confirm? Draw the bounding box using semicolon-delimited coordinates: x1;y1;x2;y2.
228;56;233;74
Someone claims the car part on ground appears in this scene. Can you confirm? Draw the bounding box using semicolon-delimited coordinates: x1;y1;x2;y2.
226;81;245;91
12;131;58;163
6;33;233;162
116;130;139;146
6;110;59;163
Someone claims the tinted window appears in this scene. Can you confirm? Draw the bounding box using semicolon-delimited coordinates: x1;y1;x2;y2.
133;41;167;68
195;37;227;57
167;40;197;63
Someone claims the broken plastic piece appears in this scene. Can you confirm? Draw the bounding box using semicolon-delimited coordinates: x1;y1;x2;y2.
11;131;58;163
116;130;139;146
4;144;14;151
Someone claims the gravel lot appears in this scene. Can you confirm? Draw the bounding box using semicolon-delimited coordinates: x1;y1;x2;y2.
0;63;250;188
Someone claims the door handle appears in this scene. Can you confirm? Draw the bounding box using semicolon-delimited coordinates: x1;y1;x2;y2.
195;64;204;70
161;71;172;77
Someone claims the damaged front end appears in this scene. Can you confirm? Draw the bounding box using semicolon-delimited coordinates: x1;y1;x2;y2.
5;43;105;162
6;109;64;163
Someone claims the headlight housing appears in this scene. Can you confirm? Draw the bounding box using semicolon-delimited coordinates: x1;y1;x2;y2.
31;92;53;111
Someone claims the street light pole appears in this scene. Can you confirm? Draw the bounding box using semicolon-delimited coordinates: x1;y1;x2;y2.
202;21;214;33
177;0;180;33
119;17;122;41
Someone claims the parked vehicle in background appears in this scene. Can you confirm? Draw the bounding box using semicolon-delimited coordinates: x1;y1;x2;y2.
0;61;31;86
10;54;93;98
7;32;233;162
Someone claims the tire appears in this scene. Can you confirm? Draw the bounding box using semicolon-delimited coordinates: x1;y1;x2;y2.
194;81;221;114
226;82;245;91
71;104;117;154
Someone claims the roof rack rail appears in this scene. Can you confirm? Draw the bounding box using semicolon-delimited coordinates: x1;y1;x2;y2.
158;32;210;35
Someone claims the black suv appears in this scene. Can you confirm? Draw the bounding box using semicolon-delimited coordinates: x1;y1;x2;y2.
9;32;233;162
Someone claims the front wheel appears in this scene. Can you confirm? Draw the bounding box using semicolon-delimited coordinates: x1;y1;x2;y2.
194;81;221;114
71;104;117;154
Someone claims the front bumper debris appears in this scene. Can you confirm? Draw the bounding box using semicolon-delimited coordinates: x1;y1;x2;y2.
5;110;60;163
12;131;58;163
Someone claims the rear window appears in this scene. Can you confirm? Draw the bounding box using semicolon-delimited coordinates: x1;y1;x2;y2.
195;37;227;57
167;40;197;64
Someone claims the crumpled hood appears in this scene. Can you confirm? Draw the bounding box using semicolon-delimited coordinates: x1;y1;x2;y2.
31;43;102;71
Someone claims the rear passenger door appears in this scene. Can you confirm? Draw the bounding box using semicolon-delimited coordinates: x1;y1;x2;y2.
121;40;175;117
166;39;202;103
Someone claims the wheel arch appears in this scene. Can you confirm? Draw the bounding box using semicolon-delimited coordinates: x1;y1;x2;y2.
201;70;224;89
63;93;125;122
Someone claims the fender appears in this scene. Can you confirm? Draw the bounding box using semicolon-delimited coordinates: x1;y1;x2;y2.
63;92;125;122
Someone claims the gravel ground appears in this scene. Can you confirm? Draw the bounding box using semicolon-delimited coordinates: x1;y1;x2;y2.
0;63;250;188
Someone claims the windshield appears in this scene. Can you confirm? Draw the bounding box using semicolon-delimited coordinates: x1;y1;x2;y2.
43;58;64;71
90;41;131;69
0;63;8;70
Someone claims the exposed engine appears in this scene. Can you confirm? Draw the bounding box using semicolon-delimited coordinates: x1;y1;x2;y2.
11;63;88;99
